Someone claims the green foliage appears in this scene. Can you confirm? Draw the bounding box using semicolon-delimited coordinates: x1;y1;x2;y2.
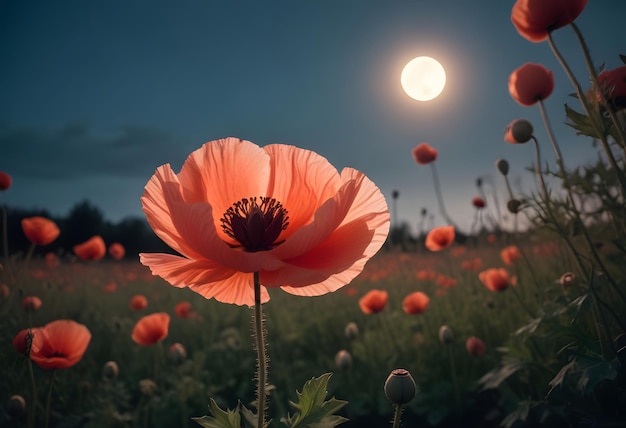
281;373;348;428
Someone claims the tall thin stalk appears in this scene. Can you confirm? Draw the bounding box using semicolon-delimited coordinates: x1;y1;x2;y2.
430;162;458;228
253;271;268;428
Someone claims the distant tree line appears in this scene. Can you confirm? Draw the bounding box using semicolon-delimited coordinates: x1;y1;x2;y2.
2;200;172;260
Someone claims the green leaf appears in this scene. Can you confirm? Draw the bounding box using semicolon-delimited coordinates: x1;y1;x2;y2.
281;373;348;428
478;360;526;390
192;398;242;428
564;103;602;139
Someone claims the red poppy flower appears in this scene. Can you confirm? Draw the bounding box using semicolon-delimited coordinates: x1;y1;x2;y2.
425;226;455;252
129;294;148;311
500;245;522;265
108;243;125;260
131;312;170;346
402;291;430;315
21;217;60;246
416;269;437;281
0;171;11;191
22;296;42;311
139;138;390;306
412;143;438;165
598;65;626;110
174;301;192;318
466;336;487;357
45;252;59;268
511;0;588;43
436;274;457;288
358;289;388;314
73;236;106;261
461;257;482;272
13;328;36;355
472;197;486;209
30;320;92;369
478;268;515;292
509;63;554;106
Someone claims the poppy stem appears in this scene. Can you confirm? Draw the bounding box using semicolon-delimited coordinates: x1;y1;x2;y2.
1;203;11;281
253;271;267;428
44;370;55;428
390;403;403;428
27;356;37;428
429;162;458;229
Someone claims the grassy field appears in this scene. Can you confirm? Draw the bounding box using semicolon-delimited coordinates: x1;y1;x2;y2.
2;228;623;427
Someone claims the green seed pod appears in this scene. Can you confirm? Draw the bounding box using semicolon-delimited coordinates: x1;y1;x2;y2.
6;395;26;417
496;159;509;176
438;325;454;344
103;361;119;381
384;368;416;405
507;199;522;214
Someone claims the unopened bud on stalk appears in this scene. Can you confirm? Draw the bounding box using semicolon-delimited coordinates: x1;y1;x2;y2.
438;325;454;344
6;395;26;417
139;379;157;396
496;159;509;176
507;199;522;214
504;119;534;144
559;272;576;288
168;343;187;364
384;369;416;405
334;350;352;370
103;361;119;381
344;322;359;340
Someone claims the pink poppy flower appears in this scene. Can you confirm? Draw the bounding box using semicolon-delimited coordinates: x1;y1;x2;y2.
509;63;554;107
511;0;588;43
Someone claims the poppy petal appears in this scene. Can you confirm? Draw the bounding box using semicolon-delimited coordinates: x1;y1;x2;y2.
139;253;235;287
190;271;269;306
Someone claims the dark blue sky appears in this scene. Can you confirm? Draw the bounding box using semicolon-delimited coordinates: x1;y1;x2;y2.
1;1;624;234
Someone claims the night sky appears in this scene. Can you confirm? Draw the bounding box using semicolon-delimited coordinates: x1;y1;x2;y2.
2;1;624;234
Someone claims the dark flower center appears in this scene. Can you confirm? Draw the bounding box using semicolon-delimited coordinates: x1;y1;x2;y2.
220;197;289;252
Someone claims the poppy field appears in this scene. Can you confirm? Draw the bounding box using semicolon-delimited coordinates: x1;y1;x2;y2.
2;1;626;427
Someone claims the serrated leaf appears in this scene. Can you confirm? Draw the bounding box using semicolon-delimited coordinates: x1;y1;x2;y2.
576;355;618;395
192;398;242;428
281;373;348;428
478;360;526;390
548;359;577;395
501;401;536;428
564;104;601;138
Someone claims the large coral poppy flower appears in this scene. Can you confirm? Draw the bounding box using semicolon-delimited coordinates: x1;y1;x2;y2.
131;312;170;346
139;138;390;306
425;226;455;252
509;63;554;107
29;320;92;369
21;217;60;246
73;236;106;261
412;143;438;165
358;289;388;314
402;291;430;315
511;0;587;43
478;268;515;292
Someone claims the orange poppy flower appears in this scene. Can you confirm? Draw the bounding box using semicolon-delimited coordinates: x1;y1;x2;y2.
131;312;170;346
139;138;390;306
30;320;92;369
416;269;437;281
509;63;554;107
511;0;588;43
22;295;42;311
108;243;126;260
425;226;455;252
436;274;457;288
411;143;438;165
174;301;192;318
478;268;515;292
466;336;487;357
73;236;106;261
21;217;60;246
129;294;148;310
598;65;626;110
0;171;11;191
500;245;522;265
358;289;388;314
402;291;430;315
45;252;60;268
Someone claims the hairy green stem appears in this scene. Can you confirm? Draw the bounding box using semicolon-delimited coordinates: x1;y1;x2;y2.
391;404;403;428
254;271;267;428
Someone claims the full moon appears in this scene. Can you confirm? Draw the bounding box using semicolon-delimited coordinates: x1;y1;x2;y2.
401;56;446;101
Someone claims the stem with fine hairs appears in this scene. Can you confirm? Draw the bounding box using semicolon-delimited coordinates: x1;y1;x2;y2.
253;271;268;428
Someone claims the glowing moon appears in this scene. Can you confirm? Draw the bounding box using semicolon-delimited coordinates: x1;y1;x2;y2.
401;56;446;101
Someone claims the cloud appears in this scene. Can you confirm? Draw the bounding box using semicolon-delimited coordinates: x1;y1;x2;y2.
0;123;191;180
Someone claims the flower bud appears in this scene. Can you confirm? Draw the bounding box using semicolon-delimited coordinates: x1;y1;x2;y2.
438;325;454;344
384;369;416;405
504;119;533;144
496;159;509;176
103;361;119;381
168;342;187;364
344;322;359;340
139;379;157;396
334;350;352;370
6;395;26;417
507;199;522;214
559;272;576;288
466;336;487;357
